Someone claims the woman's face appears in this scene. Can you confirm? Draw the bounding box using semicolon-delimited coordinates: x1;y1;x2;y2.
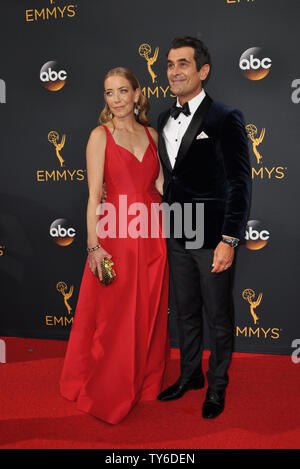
104;75;140;119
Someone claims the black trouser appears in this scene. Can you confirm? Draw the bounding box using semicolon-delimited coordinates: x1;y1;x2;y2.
167;237;235;392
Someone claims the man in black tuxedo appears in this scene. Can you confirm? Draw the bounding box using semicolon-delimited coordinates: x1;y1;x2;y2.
157;36;251;418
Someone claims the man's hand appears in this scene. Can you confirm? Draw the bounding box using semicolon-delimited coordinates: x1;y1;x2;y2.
211;241;235;273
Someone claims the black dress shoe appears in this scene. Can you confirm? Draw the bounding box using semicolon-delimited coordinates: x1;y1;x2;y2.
202;388;225;419
157;376;205;401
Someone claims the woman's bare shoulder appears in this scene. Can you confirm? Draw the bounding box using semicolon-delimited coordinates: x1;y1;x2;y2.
90;125;106;138
147;126;158;144
88;125;107;145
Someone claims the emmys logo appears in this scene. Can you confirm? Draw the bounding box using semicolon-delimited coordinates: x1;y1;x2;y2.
245;220;270;250
139;43;159;84
138;42;176;100
246;123;287;180
57;281;73;315
48;131;66;167
246;124;265;164
242;289;262;324
25;0;77;22
227;0;255;3
40;61;67;91
50;219;76;246
0;79;6;103
45;281;75;327
239;47;272;80
236;288;281;340
291;79;300;104
36;131;86;182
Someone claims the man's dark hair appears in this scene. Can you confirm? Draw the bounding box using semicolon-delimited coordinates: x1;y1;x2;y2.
167;36;211;72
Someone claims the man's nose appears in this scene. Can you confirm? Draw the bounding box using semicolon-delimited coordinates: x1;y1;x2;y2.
170;65;182;76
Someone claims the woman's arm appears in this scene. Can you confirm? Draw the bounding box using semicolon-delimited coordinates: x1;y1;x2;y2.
86;126;111;280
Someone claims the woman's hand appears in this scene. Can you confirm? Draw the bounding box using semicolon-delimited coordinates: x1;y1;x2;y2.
155;179;163;195
87;246;112;282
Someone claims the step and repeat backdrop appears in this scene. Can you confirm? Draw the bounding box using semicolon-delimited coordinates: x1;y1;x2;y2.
1;0;299;355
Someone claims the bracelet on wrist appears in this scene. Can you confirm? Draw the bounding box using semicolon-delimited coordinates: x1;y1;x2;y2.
87;244;101;252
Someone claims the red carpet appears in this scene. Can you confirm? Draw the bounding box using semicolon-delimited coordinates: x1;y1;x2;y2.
0;337;299;449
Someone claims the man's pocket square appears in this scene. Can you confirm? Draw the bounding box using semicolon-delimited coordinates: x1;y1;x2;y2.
196;131;210;139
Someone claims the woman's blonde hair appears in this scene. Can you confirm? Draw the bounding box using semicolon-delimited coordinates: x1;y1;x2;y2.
99;67;150;126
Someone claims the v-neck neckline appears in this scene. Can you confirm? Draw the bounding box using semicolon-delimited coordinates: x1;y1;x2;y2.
105;125;151;164
115;142;150;164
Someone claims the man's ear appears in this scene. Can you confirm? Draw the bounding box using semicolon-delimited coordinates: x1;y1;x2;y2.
199;64;210;82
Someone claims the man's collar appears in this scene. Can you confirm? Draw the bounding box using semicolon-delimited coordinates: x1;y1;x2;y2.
176;89;206;115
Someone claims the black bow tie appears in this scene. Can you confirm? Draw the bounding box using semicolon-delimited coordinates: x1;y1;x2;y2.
170;101;191;120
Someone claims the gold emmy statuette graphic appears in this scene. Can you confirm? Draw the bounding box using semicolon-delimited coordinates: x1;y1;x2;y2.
56;281;74;315
246;124;265;164
48;131;66;167
242;288;262;325
139;43;159;83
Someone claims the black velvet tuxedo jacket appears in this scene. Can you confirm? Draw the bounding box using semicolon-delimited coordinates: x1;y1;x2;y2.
157;94;251;249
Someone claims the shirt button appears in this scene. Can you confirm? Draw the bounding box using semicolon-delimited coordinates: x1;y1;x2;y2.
178;121;181;124
175;139;178;142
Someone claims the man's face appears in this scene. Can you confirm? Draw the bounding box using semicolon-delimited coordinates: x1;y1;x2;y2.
167;46;210;104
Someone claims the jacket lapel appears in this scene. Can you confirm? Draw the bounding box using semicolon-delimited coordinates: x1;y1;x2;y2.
157;109;173;172
174;94;213;171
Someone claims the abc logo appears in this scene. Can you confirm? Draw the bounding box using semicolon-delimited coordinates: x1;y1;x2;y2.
40;61;67;91
50;219;75;246
239;47;272;80
245;220;270;250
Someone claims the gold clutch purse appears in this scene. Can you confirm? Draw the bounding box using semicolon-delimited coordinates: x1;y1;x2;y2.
95;257;116;285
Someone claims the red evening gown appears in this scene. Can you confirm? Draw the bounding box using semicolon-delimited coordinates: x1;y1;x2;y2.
60;125;169;424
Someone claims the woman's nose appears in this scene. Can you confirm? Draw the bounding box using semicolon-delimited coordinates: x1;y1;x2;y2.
113;91;122;103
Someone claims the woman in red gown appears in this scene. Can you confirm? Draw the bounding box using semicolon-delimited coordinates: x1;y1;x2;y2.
59;67;169;424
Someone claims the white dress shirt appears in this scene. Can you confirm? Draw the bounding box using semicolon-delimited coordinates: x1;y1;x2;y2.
163;89;206;168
